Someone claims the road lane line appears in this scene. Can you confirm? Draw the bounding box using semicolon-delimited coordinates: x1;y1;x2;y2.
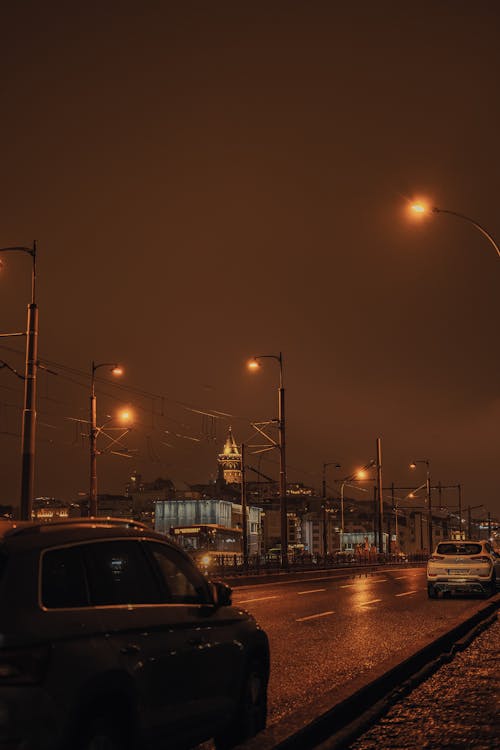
297;588;326;595
359;598;382;606
394;576;409;579
236;595;278;604
296;611;334;622
369;579;388;583
395;590;418;597
340;583;356;588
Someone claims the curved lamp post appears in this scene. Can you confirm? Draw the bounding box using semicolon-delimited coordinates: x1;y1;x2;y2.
248;352;287;566
410;459;432;551
0;242;37;520
89;361;123;516
410;203;500;258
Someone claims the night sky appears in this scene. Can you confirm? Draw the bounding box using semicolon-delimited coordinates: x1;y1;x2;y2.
1;1;499;519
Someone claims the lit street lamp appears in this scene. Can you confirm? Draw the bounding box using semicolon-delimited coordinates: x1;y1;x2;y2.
248;353;287;566
337;458;376;552
409;203;500;258
410;459;432;551
0;242;38;520
322;461;341;554
89;361;124;517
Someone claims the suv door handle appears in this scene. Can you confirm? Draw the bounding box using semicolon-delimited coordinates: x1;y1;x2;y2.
120;644;141;655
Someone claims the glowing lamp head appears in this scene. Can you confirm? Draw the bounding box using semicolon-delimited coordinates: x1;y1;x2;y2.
410;203;426;214
248;358;261;371
356;469;367;480
410;462;417;470
111;366;123;377
118;408;133;424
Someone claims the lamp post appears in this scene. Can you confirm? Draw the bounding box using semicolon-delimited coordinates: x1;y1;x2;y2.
410;203;500;258
337;458;376;552
0;242;37;520
322;461;341;555
89;361;123;517
248;353;287;566
410;459;432;551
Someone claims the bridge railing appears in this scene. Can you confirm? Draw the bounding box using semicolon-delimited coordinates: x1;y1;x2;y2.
200;551;429;577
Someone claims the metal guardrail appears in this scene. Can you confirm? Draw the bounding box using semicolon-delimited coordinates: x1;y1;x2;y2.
201;552;429;577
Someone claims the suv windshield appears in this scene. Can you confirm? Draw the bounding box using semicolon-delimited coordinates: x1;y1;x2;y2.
436;543;482;556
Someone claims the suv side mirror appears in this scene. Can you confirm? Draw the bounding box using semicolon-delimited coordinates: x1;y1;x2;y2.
212;581;232;607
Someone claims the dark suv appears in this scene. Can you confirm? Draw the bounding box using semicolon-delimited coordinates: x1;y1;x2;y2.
0;519;270;750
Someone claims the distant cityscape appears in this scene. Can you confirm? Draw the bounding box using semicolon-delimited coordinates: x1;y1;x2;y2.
3;427;497;555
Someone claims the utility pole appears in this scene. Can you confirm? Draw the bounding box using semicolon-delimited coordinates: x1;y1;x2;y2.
376;437;383;553
322;462;340;555
278;355;287;568
241;443;248;567
458;484;462;536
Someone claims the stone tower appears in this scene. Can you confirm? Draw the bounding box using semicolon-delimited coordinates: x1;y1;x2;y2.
218;427;242;485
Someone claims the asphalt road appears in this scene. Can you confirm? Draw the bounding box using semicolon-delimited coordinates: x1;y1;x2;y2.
230;566;490;727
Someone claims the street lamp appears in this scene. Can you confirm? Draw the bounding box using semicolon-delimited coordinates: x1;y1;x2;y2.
410;459;432;551
322;461;341;555
0;242;37;520
409;203;500;258
337;459;376;552
89;361;123;517
248;352;287;566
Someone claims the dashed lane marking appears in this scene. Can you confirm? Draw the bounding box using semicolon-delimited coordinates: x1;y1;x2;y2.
297;588;327;595
296;610;335;622
360;598;382;606
236;595;279;604
395;590;418;597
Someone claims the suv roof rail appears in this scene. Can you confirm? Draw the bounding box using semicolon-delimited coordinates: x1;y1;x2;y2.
1;517;150;538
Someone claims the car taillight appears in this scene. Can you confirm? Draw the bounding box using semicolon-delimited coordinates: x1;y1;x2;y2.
0;645;50;685
429;555;445;561
470;556;490;563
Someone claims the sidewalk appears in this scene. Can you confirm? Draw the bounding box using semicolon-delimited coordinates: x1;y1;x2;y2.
349;615;499;750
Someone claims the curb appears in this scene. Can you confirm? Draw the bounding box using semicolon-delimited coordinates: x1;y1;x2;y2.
237;593;500;750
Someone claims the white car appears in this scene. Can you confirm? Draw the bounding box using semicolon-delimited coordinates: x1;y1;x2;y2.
427;539;500;598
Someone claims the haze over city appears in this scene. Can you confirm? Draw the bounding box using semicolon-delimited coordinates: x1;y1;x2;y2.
1;1;499;519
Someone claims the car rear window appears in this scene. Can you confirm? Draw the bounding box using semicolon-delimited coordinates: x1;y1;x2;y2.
436;543;482;556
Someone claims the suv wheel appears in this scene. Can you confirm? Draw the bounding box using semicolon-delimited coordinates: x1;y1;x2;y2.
427;583;437;599
486;573;497;597
215;659;268;749
79;714;131;750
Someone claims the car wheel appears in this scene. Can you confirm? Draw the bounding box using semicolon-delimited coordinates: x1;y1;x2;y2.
215;659;268;750
78;715;131;750
486;573;497;597
427;583;437;599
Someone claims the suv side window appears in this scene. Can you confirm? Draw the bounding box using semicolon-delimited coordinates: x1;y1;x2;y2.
42;546;89;609
147;542;210;605
82;540;161;606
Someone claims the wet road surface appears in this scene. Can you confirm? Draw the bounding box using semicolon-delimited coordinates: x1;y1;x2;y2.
349;614;499;750
230;567;492;726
